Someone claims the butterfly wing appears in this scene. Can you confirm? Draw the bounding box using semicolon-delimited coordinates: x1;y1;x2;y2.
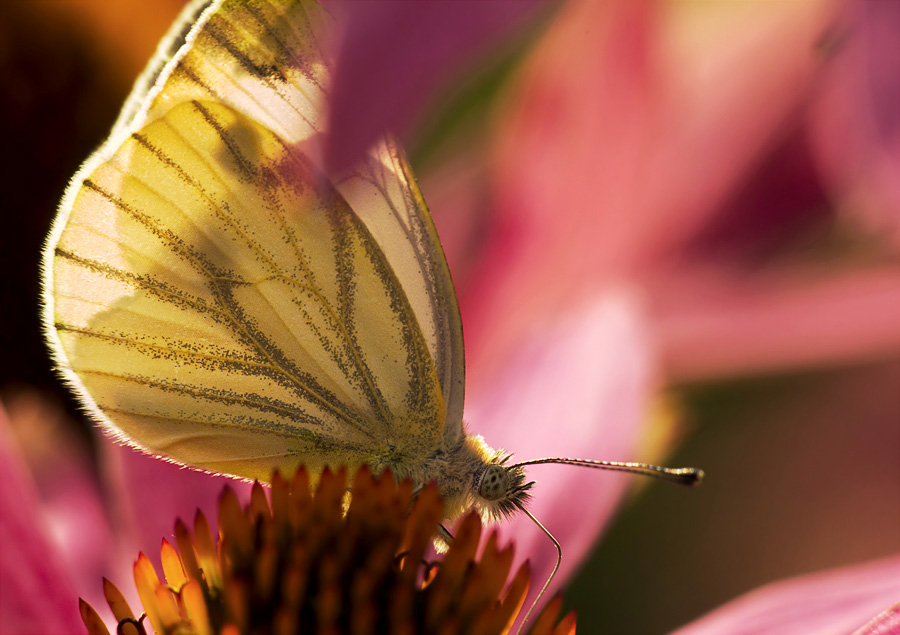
337;141;466;447
114;0;329;147
43;0;465;483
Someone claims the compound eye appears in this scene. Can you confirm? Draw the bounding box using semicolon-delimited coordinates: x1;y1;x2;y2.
478;464;510;501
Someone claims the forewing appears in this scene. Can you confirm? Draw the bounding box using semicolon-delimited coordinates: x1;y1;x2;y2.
119;0;466;435
44;0;467;482
115;0;329;148
47;99;447;483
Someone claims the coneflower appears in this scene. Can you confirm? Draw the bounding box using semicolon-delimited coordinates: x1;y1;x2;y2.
78;466;575;635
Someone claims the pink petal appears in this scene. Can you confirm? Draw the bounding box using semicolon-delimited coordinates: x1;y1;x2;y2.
1;390;118;597
676;127;832;265
464;293;656;620
491;0;838;268
472;0;841;380
100;437;252;577
851;603;900;635
637;0;840;258
671;555;900;635
651;263;900;382
808;0;900;248
325;0;546;173
0;404;83;635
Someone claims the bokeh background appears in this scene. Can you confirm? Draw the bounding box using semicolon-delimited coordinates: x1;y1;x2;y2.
1;1;897;633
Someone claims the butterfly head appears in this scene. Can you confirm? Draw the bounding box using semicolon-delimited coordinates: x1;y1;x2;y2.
474;455;533;522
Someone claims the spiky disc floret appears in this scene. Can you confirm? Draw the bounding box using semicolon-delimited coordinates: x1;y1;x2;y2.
78;466;574;635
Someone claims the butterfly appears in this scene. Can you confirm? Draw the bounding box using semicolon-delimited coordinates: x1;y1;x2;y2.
43;0;701;625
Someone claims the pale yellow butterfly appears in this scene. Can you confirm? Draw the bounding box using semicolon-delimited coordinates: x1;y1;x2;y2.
43;0;701;626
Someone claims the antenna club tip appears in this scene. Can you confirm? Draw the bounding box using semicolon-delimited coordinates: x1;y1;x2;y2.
685;468;705;486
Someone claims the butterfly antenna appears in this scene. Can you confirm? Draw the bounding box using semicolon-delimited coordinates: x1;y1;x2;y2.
508;458;704;486
507;458;702;633
513;501;561;635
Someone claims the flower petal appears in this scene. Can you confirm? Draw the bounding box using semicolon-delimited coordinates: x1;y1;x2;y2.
651;264;900;382
808;0;900;248
465;293;655;619
671;555;900;635
476;0;844;380
100;438;252;577
0;404;84;634
325;0;546;172
850;603;900;635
